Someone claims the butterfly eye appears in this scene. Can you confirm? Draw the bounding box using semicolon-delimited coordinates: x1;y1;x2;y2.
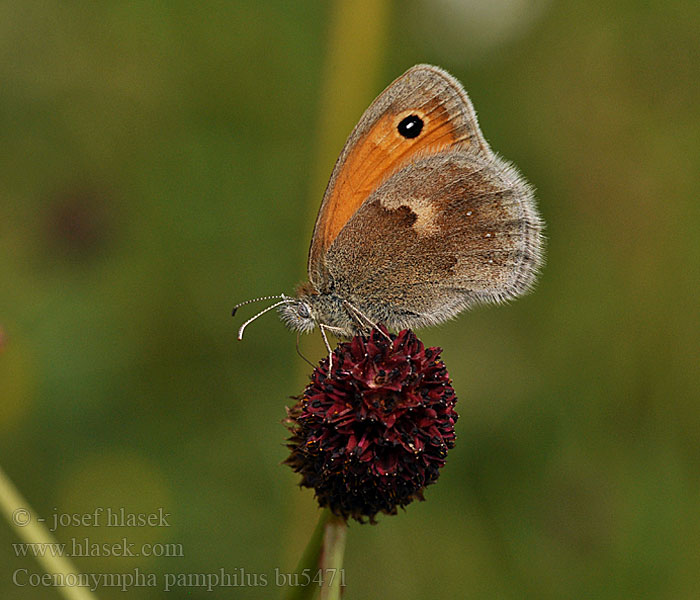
397;115;423;139
297;303;311;319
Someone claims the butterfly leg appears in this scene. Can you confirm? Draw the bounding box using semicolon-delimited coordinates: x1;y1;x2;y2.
319;324;335;372
319;324;348;372
342;301;392;342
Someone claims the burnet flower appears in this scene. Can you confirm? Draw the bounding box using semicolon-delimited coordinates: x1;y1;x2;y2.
285;327;458;523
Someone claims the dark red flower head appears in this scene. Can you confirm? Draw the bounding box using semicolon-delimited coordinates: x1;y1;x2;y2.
285;327;458;523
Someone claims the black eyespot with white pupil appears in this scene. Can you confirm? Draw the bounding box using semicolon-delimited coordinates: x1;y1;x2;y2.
397;115;424;139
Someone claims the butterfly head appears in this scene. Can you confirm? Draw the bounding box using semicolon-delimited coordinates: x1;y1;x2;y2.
277;296;316;334
277;283;358;336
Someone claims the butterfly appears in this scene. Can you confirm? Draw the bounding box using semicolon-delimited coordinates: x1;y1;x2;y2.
234;64;543;350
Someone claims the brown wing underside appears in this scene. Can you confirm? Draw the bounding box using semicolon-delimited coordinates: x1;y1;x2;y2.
308;64;489;286
322;151;543;316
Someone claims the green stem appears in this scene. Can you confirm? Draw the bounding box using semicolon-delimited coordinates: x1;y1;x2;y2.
284;509;330;600
283;509;347;600
319;512;347;600
0;463;98;600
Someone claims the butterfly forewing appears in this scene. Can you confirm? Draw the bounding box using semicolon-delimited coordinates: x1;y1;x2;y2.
308;64;490;287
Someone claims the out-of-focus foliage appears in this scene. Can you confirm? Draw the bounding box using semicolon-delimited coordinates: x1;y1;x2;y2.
1;1;698;598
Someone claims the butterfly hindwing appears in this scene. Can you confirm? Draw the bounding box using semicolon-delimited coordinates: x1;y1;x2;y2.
321;150;543;329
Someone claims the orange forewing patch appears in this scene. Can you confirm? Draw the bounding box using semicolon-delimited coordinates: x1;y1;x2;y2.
317;99;469;256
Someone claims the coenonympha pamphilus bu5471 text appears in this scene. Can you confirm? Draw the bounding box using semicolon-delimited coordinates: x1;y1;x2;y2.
234;64;544;345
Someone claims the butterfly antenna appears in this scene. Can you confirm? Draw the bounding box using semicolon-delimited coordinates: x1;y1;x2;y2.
237;299;293;341
232;294;287;317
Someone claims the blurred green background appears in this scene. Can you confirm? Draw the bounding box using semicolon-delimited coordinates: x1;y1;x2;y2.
1;1;699;598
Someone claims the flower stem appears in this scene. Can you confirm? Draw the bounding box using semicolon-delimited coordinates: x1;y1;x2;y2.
0;463;97;600
319;512;347;600
284;509;329;600
283;509;347;600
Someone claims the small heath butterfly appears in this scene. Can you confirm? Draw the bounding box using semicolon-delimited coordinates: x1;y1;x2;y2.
235;64;544;344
